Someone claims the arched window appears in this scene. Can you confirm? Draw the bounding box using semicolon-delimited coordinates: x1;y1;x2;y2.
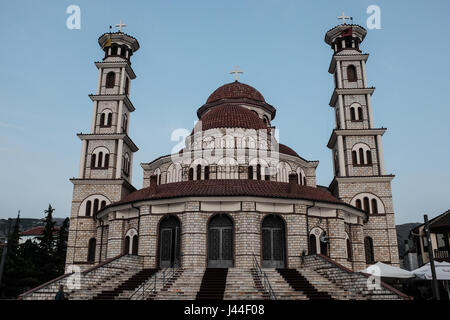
188;168;194;181
352;151;358;165
98;152;103;168
123;153;130;176
196;164;202;180
364;237;375;263
309;234;317;255
100;200;106;209
87;238;96;263
105;72;115;88
93;199;99;215
85;200;92;217
122;114;128;133
350;108;356;121
256;164;261;180
363;197;370;213
359;148;364;165
204;166;210;180
347;65;357;82
366;150;372;165
355;199;362;210
124;77;130;95
346;238;352;261
248;166;253;180
132;235;139;255
104;153;109;168
91;154;96;168
124;236;130;254
358;107;363;120
100;113;105;126
110;45;118;56
371;199;378;214
264;167;270;181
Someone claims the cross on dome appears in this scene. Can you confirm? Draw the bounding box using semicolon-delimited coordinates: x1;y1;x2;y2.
337;12;352;25
115;19;127;32
230;66;243;81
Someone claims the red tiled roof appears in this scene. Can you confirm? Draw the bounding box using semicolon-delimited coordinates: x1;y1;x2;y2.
20;226;60;236
278;144;300;158
194;104;267;131
111;179;344;207
206;81;265;104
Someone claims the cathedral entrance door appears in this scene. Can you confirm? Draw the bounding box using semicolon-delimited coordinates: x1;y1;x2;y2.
208;214;233;268
159;216;180;268
262;215;286;268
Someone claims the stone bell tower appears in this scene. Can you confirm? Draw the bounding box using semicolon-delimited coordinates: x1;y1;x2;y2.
65;23;140;272
324;16;399;268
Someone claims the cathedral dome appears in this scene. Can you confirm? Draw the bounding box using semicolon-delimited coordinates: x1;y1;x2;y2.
194;104;267;131
206;81;266;104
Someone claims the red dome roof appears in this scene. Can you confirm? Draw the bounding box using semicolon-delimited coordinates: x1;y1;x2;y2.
206;81;266;104
195;104;267;131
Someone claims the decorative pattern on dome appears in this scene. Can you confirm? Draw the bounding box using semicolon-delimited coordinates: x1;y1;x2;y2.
194;104;267;131
206;81;266;104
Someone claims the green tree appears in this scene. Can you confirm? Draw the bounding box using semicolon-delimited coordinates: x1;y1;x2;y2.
55;217;69;275
39;204;58;282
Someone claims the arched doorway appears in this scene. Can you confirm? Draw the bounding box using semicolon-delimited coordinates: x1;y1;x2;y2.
132;235;139;255
124;236;130;254
159;215;181;268
208;214;233;268
261;215;286;268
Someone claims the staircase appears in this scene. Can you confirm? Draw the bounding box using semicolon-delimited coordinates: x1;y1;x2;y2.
152;268;205;300
93;268;159;300
195;268;228;300
224;269;266;300
276;268;333;300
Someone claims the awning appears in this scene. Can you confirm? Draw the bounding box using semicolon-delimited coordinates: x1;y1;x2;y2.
361;262;415;279
412;261;450;280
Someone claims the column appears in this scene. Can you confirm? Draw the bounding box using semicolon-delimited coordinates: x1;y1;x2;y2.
361;60;368;88
96;68;103;95
336;61;343;88
91;101;98;133
116;139;124;178
376;135;386;175
116;100;124;133
119;67;126;94
338;95;346;129
337;135;346;177
366;94;374;128
78;140;87;178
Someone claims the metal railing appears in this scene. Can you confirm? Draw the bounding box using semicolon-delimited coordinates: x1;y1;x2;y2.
129;266;181;300
252;255;276;300
434;249;450;261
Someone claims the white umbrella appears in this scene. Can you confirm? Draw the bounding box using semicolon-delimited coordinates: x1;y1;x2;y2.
361;262;415;279
412;261;450;280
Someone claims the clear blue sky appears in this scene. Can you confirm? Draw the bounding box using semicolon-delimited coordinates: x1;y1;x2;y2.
0;0;449;224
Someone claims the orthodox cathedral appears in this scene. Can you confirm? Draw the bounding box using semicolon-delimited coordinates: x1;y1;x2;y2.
22;17;407;300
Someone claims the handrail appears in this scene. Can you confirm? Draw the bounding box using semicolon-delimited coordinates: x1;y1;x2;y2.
129;265;180;300
252;254;276;300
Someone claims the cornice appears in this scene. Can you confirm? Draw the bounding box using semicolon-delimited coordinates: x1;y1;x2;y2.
327;128;387;148
89;94;135;112
328;53;369;74
329;87;375;107
95;61;136;79
77;133;139;152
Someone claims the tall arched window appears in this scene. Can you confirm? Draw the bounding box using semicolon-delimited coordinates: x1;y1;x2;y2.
371;199;378;214
124;236;130;254
124;77;130;95
204;166;210;180
346;238;352;261
347;65;357;82
132;235;139;255
98;152;103;168
188;168;194;181
256;164;261;180
87;238;96;263
100;200;106;209
352;151;358;165
309;234;317;254
100;113;105;126
359;148;364;165
363;197;370;213
91;154;96;168
93;199;99;215
248;166;253;180
85;200;92;217
350;108;356;121
104;154;109;169
105;72;115;88
196;164;202;180
355;199;362;210
366;150;372;165
122;114;128;133
358;107;363;120
364;237;375;263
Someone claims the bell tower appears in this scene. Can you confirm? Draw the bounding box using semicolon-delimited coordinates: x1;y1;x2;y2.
65;25;140;271
325;18;399;268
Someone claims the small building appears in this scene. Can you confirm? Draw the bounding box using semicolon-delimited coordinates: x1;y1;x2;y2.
410;210;450;266
20;226;60;244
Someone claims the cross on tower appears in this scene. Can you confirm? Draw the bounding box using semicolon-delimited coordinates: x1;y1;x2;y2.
337;12;352;25
115;20;127;32
230;66;243;81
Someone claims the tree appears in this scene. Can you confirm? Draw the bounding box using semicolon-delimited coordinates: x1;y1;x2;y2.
39;204;58;282
55;217;69;275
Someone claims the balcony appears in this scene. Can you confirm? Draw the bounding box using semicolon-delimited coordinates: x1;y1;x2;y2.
434;249;450;262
